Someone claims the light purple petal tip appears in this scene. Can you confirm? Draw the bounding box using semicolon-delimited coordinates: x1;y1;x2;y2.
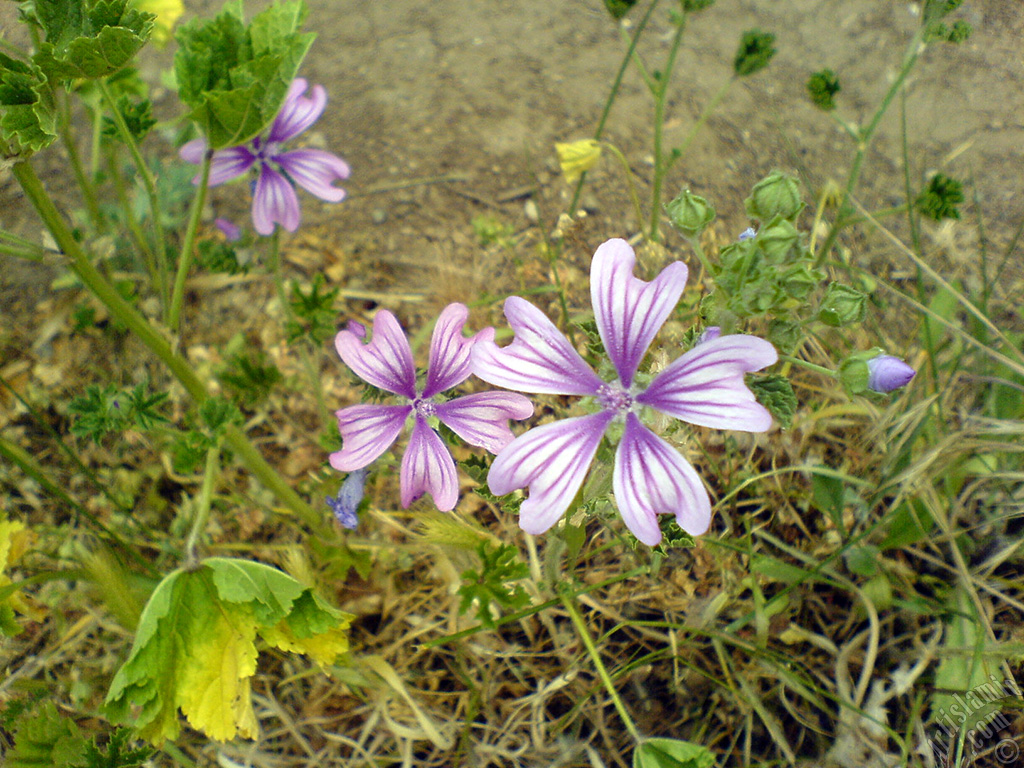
591;238;688;387
435;391;535;454
180;137;207;164
638;334;777;431
275;148;350;203
252;164;301;235
330;404;411;471
215;218;242;242
866;355;915;393
422;303;483;399
489;412;614;536
205;146;257;186
613;414;712;546
335;310;418;399
268;79;327;143
400;417;459;510
471;296;604;396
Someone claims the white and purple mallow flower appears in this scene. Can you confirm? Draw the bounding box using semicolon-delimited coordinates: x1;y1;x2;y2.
471;238;778;546
330;304;534;511
180;78;350;236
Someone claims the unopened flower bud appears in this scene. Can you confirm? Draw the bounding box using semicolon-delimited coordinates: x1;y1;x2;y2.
666;189;716;236
866;355;915;393
745;171;804;222
818;282;866;327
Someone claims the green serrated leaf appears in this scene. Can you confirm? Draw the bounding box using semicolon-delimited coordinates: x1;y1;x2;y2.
633;737;716;768
0;55;58;157
105;558;351;744
32;0;153;80
8;701;87;768
174;0;314;149
749;373;796;429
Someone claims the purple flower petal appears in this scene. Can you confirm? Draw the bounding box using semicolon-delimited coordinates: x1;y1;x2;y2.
206;146;257;186
327;468;368;530
489;412;614;536
329;404;411;471
275;148;350;203
435;391;535;454
471;296;603;396
252;164;301;235
400;416;459;510
422;303;482;398
215;218;242;242
638;334;777;431
614;414;711;545
268;79;327;143
866;355;915;392
179;137;207;164
335;310;418;399
591;238;688;387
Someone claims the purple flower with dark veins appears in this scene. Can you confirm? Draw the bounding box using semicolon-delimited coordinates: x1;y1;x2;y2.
472;238;778;546
180;78;350;236
330;304;534;511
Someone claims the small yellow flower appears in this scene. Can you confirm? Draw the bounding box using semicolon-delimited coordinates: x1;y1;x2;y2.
134;0;184;45
555;139;602;185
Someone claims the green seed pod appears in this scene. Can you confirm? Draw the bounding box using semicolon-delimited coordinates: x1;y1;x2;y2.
745;171;805;222
665;189;716;236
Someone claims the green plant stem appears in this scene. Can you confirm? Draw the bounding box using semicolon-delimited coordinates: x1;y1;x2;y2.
56;90;103;232
168;149;212;332
814;30;925;265
559;588;642;745
98;78;171;307
11;159;322;531
568;0;662;216
267;231;331;429
107;146;161;290
663;76;733;179
184;444;219;567
647;12;688;243
780;355;835;379
0;241;47;261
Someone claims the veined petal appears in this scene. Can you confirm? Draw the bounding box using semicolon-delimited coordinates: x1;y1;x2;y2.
400;416;459;510
591;238;688;387
422;303;484;398
179;137;207;164
252;164;301;235
335;310;417;398
435;391;535;453
329;404;410;471
614;413;711;545
206;146;257;186
268;79;327;143
638;334;777;431
471;296;603;396
489;412;613;536
275;149;350;203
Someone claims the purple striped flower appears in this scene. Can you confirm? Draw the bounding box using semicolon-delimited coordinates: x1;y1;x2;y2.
330;304;534;511
472;238;777;546
180;78;350;236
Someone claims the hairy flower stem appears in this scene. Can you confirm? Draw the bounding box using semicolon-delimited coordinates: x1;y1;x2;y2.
268;232;331;430
168;150;212;333
647;11;688;243
568;0;662;217
559;588;642;744
12;160;323;532
184;444;219;567
56;90;103;232
98;78;171;308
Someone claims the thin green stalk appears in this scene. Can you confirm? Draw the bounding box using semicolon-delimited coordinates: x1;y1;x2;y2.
814;30;925;265
647;12;688;243
106;146;160;290
184;444;219;567
56;90;103;232
267;231;331;430
568;0;662;216
98;78;170;307
663;76;733;178
168;149;212;332
0;242;47;261
11;159;322;530
780;354;835;379
602;142;645;236
559;587;642;745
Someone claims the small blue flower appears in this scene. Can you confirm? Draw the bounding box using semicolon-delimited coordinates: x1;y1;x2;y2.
326;468;369;530
738;227;757;240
